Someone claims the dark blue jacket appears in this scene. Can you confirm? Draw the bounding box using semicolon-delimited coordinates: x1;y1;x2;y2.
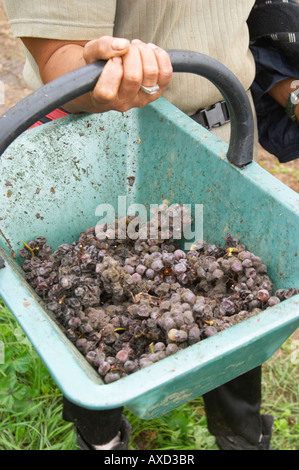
248;0;299;163
250;45;299;163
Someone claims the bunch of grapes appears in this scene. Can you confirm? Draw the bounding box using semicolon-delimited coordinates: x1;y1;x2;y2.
19;204;298;384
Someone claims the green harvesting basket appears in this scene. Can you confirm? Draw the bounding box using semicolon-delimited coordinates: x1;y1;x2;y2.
0;51;298;419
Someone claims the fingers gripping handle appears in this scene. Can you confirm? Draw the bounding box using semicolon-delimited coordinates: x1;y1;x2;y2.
0;51;254;167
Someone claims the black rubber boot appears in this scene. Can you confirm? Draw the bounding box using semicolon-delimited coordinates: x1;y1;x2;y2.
203;367;274;450
75;414;132;450
215;414;274;450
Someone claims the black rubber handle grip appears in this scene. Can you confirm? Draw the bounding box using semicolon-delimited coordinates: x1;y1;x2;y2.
0;50;254;167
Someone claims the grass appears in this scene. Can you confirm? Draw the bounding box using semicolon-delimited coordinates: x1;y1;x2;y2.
0;297;298;451
260;338;299;450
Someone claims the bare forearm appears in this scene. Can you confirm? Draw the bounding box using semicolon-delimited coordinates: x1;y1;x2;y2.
268;78;299;121
21;36;173;116
40;43;96;113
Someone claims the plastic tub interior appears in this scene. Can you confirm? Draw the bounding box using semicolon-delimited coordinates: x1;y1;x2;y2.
0;98;298;419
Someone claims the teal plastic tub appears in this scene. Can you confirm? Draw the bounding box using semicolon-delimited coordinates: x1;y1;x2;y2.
0;52;298;419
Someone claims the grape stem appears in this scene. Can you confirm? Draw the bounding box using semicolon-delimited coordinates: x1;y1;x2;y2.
22;241;39;258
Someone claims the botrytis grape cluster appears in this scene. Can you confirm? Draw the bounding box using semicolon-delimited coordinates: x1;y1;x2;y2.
20;203;298;384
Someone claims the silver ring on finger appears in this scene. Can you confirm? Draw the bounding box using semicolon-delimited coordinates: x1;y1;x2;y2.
140;84;160;95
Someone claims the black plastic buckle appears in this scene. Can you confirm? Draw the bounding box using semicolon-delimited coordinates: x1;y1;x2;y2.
0;256;5;269
192;100;230;130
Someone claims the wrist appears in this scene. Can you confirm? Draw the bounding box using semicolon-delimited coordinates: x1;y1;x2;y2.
268;78;294;107
41;44;100;114
62;92;98;114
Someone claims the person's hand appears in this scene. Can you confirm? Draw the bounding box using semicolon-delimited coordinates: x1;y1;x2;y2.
21;35;172;114
83;36;173;113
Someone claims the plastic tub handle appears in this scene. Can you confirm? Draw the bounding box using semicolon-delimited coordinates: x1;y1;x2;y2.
0;50;254;167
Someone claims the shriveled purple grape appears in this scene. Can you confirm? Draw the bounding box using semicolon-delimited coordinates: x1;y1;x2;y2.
151;259;164;272
145;268;155;279
208;261;220;273
268;296;280;307
284;288;299;298
219;299;235;316
162;253;174;266
68;317;81;330
86;350;99;366
131;272;142;283
188;325;201;343
136;303;151;318
136;264;147;275
20;222;298;386
174;249;186;261
231;260;243;273
98;360;111;376
183;310;194;325
125;265;135;275
257;289;270;303
248;299;261;310
245;267;257;279
173;262;187;274
104;371;121;383
165;343;179;356
116;349;129;363
161;315;176;331
139;358;154;369
203;326;217;338
168;328;188;343
212;269;224;280
242;258;253;268
153;342;166;352
246;277;255;289
123;360;138;373
181;290;196;304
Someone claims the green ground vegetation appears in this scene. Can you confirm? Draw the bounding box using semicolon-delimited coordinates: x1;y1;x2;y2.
0;298;298;450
